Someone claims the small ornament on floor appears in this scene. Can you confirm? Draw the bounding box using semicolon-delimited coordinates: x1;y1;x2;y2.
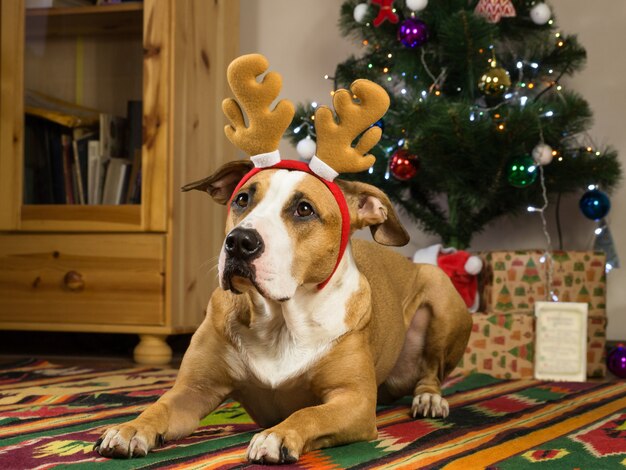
607;344;626;379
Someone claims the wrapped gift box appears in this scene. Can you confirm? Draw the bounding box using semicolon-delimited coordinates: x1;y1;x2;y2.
455;312;607;379
480;250;607;316
454;312;535;379
457;250;608;379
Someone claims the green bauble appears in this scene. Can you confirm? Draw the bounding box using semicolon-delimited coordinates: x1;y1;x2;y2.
478;65;511;97
507;154;537;188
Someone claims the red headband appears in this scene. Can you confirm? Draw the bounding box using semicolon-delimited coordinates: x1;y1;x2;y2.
228;160;351;290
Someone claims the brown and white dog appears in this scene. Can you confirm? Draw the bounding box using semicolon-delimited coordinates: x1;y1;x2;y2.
95;54;472;464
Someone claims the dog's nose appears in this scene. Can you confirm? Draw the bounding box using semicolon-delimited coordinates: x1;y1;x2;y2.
225;228;264;261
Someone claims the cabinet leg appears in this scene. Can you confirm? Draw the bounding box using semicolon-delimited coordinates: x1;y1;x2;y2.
133;334;172;365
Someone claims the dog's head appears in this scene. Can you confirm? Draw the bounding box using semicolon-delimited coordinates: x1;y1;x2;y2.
183;161;408;301
183;53;407;301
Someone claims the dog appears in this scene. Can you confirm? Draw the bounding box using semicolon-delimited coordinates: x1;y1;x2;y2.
95;54;472;464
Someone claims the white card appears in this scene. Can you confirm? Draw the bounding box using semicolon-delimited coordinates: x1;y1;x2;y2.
534;301;588;382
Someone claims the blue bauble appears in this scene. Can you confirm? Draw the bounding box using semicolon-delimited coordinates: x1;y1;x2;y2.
607;344;626;379
579;189;611;220
371;118;384;132
397;18;429;48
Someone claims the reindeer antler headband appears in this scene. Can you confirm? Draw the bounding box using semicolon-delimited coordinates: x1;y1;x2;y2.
223;53;389;180
223;54;390;288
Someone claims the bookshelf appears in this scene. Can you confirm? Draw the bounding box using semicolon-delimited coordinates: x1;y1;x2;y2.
0;0;239;363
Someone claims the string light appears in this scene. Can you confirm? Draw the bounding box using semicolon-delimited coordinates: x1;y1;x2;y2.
362;39;369;46
311;102;318;108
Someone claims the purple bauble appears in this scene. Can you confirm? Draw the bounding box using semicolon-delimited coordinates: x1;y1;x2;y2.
397;18;429;48
607;344;626;379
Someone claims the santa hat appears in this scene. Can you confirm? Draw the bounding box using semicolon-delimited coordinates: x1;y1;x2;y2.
413;244;483;312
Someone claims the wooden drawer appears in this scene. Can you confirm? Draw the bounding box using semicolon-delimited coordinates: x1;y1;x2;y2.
0;234;165;326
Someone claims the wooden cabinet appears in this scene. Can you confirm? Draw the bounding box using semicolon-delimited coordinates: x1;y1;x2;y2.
0;0;239;363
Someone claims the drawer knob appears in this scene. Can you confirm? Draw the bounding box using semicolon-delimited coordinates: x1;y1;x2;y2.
64;271;85;291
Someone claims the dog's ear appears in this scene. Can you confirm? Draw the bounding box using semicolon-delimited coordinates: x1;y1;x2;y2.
336;180;409;246
181;160;254;205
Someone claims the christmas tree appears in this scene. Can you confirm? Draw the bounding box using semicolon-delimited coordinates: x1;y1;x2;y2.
286;0;621;249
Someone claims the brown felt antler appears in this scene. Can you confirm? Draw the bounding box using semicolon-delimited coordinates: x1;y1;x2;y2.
222;54;295;156
313;80;390;174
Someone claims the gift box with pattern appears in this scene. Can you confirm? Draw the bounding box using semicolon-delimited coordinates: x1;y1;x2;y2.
455;311;535;379
459;250;608;379
481;250;607;316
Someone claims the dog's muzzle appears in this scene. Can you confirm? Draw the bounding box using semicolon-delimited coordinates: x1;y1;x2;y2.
222;228;264;293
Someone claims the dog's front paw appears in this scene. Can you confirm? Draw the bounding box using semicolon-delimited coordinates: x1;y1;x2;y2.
411;393;449;419
95;423;164;459
246;429;303;464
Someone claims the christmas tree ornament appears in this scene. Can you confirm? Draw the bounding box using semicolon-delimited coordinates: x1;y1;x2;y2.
406;0;428;12
532;142;554;165
389;148;419;180
474;0;516;23
397;17;429;48
371;0;399;27
579;189;611;220
478;61;512;97
296;136;317;161
530;3;552;25
353;3;369;23
607;344;626;379
507;154;537;188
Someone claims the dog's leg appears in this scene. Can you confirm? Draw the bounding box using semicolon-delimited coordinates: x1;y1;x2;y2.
246;336;378;464
96;323;233;458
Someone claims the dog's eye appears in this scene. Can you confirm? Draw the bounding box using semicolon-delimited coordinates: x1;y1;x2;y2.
235;193;249;208
295;201;315;218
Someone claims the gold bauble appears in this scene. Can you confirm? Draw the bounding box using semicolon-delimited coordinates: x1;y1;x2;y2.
478;65;511;97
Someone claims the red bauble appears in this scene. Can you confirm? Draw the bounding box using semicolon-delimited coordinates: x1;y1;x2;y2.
390;148;419;181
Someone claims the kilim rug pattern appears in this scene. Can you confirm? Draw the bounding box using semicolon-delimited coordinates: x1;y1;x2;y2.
2;358;626;469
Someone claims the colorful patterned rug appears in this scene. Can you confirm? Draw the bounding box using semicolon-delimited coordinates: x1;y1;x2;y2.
2;358;626;469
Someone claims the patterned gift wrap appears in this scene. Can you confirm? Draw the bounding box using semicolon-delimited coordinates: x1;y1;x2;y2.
588;315;608;378
455;312;535;379
480;250;607;317
457;313;607;379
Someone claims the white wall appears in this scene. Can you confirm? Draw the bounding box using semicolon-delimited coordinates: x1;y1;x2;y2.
240;0;626;339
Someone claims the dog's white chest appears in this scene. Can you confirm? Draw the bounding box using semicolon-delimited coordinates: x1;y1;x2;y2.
238;328;333;388
233;253;361;388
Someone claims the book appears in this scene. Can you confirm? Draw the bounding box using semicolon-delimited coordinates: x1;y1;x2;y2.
61;134;75;204
72;137;88;205
88;140;99;204
100;114;127;158
102;158;131;205
24;114;78;204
